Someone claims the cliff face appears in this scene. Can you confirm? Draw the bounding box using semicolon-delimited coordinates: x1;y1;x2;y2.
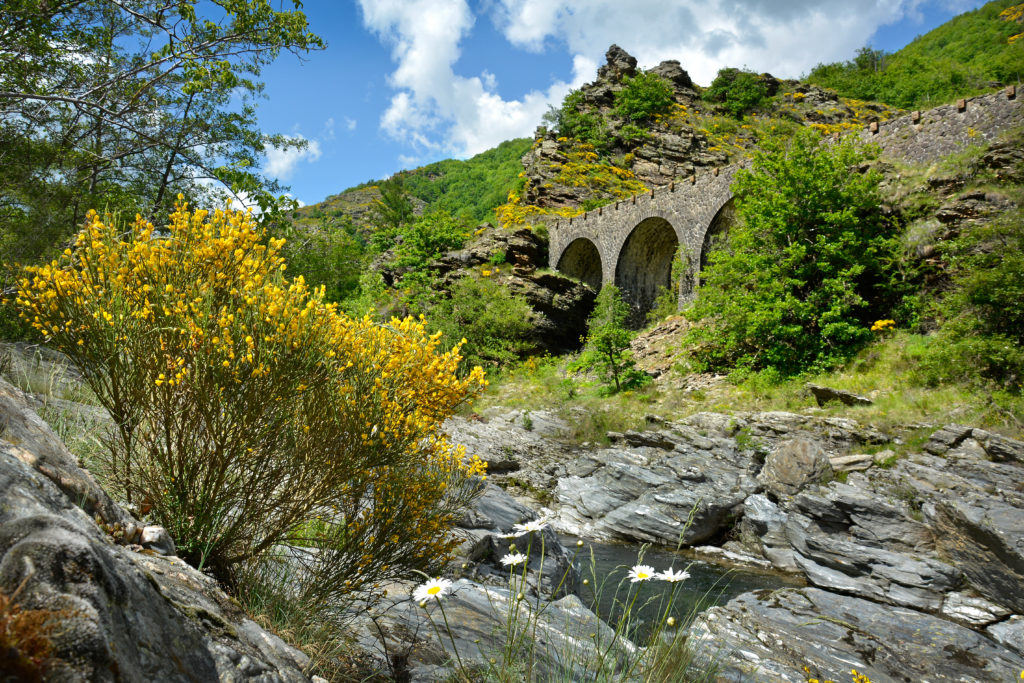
519;44;901;212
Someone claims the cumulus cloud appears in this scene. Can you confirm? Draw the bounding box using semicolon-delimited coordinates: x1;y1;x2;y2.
358;0;589;158
358;0;955;159
263;136;322;180
491;0;933;84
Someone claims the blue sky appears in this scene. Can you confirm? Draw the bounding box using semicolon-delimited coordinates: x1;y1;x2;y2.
254;0;986;207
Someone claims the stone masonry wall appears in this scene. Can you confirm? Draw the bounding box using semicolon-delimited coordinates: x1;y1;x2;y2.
550;87;1021;306
548;165;738;295
864;87;1022;165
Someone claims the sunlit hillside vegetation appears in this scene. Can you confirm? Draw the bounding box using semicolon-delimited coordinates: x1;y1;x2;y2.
807;0;1024;108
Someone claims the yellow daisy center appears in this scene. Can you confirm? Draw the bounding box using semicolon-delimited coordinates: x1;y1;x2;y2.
427;586;441;595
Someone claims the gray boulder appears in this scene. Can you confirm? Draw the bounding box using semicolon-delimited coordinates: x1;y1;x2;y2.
785;511;960;611
0;445;311;681
690;587;1024;682
455;482;579;597
554;424;760;546
931;496;1024;613
758;438;832;498
347;579;635;682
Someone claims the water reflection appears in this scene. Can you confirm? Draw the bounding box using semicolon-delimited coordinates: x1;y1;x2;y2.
564;537;803;640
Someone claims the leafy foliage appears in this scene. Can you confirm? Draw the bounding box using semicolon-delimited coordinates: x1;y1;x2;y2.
16;202;486;592
613;72;675;123
0;0;322;268
426;276;537;370
382;211;471;273
278;220;368;304
917;205;1024;390
369;176;415;232
807;0;1024;108
702;68;769;118
577;285;649;392
686;128;908;375
544;90;611;150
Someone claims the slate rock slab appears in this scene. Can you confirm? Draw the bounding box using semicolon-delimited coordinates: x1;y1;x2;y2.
690;587;1024;682
758;438;833;499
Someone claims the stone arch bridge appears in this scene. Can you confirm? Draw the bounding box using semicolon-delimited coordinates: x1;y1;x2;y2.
549;164;740;321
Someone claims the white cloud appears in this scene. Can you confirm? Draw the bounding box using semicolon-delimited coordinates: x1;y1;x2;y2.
492;0;932;85
344;117;357;131
358;0;956;158
323;117;336;141
263;136;322;180
359;0;589;158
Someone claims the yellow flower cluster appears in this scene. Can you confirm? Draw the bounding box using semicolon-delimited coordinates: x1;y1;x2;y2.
870;319;895;332
17;198;487;581
1000;3;1023;22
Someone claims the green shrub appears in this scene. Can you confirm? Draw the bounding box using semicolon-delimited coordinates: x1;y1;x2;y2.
385;211;470;273
546;90;610;149
279;220;367;304
702;68;768;118
685;128;908;375
425;275;536;370
917;206;1024;390
613;72;675;123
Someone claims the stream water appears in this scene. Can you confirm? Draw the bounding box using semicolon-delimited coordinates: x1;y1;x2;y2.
564;537;804;640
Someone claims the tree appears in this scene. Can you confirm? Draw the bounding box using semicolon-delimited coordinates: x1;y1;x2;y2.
370;175;415;233
0;1;322;265
577;284;647;392
686;128;907;375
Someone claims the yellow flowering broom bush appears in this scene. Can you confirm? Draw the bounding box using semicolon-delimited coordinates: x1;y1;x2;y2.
17;199;486;595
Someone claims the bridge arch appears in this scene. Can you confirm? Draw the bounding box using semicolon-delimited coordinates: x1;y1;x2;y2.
615;216;679;324
556;237;603;290
549;163;741;322
696;197;736;289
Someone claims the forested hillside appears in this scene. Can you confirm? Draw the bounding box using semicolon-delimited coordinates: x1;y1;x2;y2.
808;0;1023;108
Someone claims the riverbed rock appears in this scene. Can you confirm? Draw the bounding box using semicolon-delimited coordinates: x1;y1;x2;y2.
987;615;1024;657
785;511;960;611
690;587;1024;682
758;438;832;499
445;409;580;492
0;377;130;530
931;496;1024;613
554;423;760;545
738;494;799;572
347;578;635;682
455;482;579;597
0;443;311;681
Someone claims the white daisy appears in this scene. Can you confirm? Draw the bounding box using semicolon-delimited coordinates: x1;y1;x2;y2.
500;552;527;567
627;564;656;583
511;516;549;535
657;567;691;583
412;577;453;602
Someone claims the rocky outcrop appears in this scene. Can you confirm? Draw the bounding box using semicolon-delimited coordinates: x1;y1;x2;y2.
758;438;833;498
690;587;1024;682
554;423;760;545
0;378;313;681
386;226;596;354
448;406;1024;678
346;579;633;683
